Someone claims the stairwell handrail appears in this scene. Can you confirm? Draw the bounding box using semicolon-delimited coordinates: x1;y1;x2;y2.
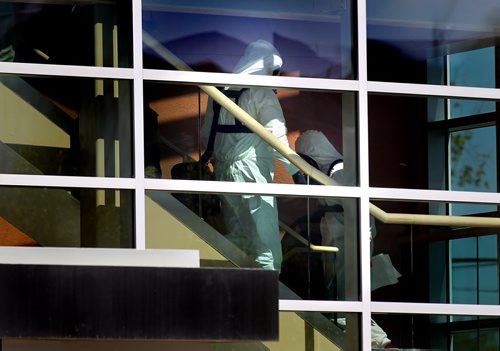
279;220;339;253
143;30;500;229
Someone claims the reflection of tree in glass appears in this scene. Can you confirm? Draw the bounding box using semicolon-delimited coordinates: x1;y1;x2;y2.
450;131;490;189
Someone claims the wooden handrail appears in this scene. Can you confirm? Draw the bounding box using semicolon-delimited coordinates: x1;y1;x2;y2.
143;30;500;229
279;220;339;253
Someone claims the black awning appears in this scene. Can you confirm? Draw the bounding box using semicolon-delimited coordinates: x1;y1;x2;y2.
0;265;278;341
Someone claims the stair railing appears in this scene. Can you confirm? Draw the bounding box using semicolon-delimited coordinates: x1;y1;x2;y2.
142;30;500;229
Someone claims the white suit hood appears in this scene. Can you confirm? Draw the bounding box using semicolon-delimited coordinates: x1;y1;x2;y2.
295;130;342;174
233;40;283;76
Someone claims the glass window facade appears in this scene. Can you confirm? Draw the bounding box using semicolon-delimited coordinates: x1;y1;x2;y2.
0;1;499;350
143;1;356;79
0;1;132;67
0;75;133;178
0;185;134;248
372;313;500;350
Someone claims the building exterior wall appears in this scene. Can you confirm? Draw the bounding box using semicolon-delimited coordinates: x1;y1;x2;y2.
1;1;500;350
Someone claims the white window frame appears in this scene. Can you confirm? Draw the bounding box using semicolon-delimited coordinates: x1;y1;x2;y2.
0;1;499;349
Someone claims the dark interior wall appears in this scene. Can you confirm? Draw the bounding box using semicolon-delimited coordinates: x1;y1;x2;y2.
367;37;436;348
368;90;431;308
368;94;429;189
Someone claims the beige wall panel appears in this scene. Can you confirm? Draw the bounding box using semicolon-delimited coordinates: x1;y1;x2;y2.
0;83;69;148
145;196;226;262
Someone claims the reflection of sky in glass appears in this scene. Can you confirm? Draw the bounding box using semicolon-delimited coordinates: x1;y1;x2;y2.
450;235;498;307
451;237;477;305
449;47;496;119
142;2;350;78
367;0;500;62
450;127;496;215
427;47;496;121
479;235;499;305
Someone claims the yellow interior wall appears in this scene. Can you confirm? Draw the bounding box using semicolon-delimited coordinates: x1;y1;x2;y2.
145;197;341;350
145;196;227;262
0;83;69;148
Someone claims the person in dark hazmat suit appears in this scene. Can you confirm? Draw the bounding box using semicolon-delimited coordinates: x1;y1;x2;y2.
295;130;398;348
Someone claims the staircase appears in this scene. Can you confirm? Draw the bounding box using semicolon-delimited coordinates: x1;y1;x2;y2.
146;191;347;350
0;76;80;247
0;76;348;350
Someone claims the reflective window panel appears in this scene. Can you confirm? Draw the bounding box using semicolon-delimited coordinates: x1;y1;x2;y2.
142;1;356;79
266;312;360;351
367;0;500;87
372;313;500;350
369;93;498;191
144;82;357;186
0;75;133;178
146;191;360;301
0;186;134;248
0;1;132;67
370;198;499;305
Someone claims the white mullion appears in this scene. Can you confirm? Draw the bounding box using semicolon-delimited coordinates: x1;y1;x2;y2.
357;0;371;349
144;179;362;199
368;80;500;100
369;187;500;205
132;0;146;250
0;62;133;80
0;174;135;189
371;301;500;317
279;300;364;313
143;69;359;92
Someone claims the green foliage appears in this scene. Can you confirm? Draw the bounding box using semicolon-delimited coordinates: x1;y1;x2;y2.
450;130;490;189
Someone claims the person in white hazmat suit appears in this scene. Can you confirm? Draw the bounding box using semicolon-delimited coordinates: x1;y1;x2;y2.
201;40;298;270
295;130;393;348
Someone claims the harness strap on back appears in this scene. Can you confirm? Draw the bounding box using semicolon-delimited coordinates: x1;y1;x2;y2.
201;88;251;164
212;88;252;134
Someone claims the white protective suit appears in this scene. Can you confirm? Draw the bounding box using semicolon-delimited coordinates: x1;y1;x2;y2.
201;40;298;270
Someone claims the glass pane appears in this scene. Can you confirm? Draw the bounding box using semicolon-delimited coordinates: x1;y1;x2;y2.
453;330;478;351
0;1;132;67
449;235;498;321
451;237;478;305
370;199;499;305
479;329;500;351
0;185;134;248
373;313;500;350
449;47;496;119
369;93;497;191
265;312;360;351
146;191;360;301
143;1;356;79
0;75;133;177
144;82;357;186
428;47;496;122
367;0;499;87
479;235;499;305
450;128;497;215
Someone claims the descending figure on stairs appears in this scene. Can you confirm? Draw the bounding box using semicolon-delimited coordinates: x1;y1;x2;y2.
294;130;397;348
201;40;298;270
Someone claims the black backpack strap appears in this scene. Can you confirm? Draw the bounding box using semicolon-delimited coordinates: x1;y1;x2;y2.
200;97;220;164
214;89;252;134
200;88;251;164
